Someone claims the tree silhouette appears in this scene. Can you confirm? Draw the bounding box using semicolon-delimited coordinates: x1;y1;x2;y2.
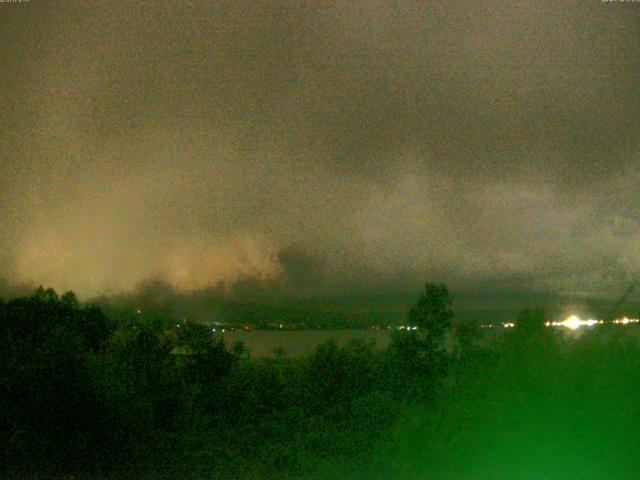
174;322;235;387
409;282;454;345
61;290;79;308
0;288;112;466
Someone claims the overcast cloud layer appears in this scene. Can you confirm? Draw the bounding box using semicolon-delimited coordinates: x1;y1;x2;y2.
1;1;639;298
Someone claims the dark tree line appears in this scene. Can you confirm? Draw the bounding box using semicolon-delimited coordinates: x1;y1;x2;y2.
0;282;462;478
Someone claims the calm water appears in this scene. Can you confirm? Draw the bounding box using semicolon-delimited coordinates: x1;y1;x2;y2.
219;324;640;358
220;329;391;358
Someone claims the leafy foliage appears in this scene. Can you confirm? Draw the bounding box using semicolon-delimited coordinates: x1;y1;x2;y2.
1;285;453;478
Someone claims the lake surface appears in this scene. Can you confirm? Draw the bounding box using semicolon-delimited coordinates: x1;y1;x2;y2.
220;329;392;358
219;324;640;358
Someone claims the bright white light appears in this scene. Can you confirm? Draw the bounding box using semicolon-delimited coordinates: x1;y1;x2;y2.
560;315;582;330
503;323;515;328
553;315;598;330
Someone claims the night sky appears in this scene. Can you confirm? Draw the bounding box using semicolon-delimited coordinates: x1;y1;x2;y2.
1;1;639;299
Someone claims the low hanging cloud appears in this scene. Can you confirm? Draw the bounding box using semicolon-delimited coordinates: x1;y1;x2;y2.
1;1;639;299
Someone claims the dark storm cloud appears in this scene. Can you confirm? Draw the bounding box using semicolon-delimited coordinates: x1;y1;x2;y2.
1;1;639;298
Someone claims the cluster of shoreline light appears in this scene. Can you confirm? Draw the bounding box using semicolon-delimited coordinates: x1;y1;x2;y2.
479;315;640;330
548;315;640;330
612;317;639;325
545;315;600;330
